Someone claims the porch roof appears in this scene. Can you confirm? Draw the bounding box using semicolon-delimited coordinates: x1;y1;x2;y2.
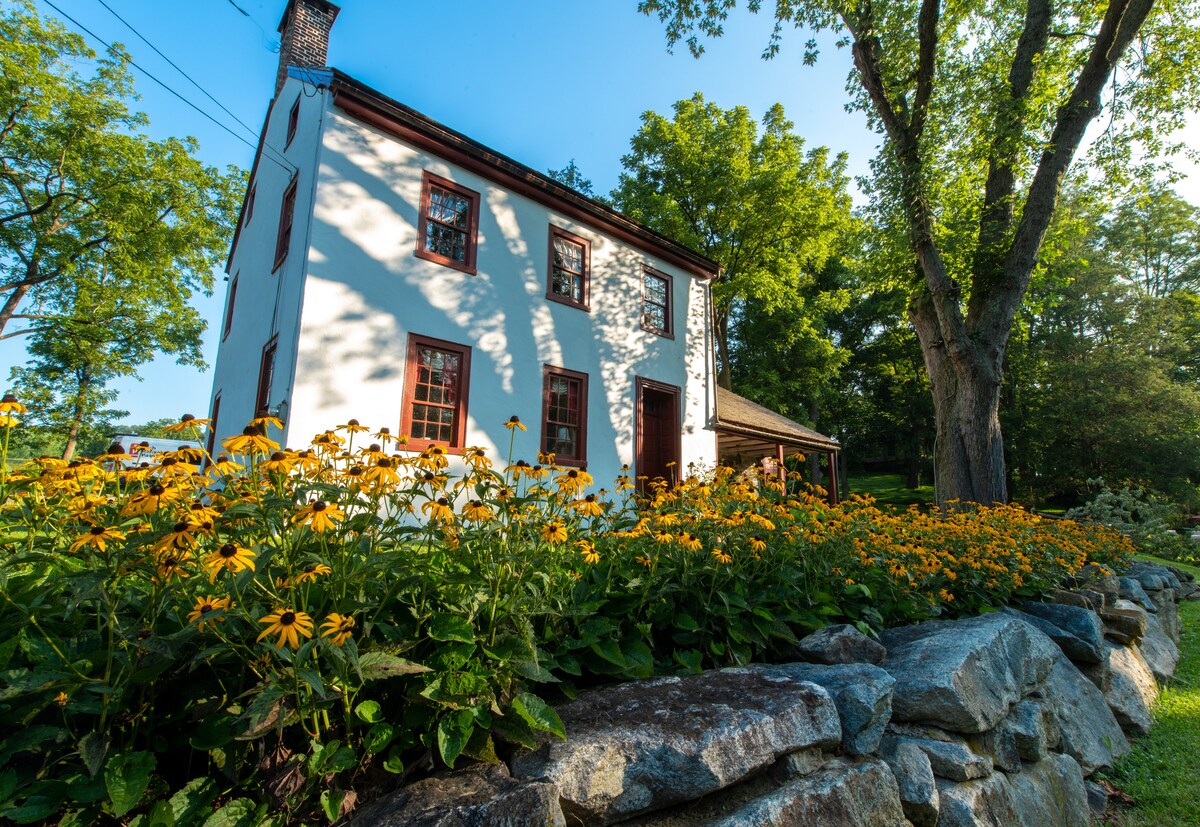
714;388;841;454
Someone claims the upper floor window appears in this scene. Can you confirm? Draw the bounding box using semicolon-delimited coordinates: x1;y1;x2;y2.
416;172;479;275
257;335;278;415
286;98;300;148
641;267;673;338
402;334;472;451
274;178;297;270
222;275;238;340
547;227;590;311
245;184;256;225
542;366;588;467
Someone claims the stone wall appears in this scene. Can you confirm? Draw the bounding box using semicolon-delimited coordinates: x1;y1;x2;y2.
347;561;1196;826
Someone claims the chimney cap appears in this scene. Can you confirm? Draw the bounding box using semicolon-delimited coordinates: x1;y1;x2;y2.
277;0;341;34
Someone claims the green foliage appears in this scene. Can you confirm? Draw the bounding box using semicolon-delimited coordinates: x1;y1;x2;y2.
1066;480;1195;562
545;159;597;199
611;93;853;387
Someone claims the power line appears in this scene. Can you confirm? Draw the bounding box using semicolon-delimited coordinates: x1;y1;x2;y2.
41;0;296;175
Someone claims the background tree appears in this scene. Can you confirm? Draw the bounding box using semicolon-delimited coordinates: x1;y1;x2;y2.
611;93;853;389
546;159;598;198
1099;183;1200;298
640;0;1200;506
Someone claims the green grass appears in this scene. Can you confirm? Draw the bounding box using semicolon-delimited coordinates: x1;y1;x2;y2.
1103;555;1200;825
846;471;935;509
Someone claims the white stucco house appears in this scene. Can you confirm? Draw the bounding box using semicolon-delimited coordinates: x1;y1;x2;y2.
208;0;842;497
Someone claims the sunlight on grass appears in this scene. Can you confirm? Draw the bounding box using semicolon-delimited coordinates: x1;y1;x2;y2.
1104;556;1200;826
847;472;934;509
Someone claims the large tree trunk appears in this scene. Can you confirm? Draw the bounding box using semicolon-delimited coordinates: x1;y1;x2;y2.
910;293;1007;505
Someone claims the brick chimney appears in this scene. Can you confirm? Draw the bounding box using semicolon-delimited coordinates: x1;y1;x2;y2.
275;0;341;96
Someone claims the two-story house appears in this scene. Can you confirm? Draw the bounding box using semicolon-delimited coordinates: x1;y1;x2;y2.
209;0;842;498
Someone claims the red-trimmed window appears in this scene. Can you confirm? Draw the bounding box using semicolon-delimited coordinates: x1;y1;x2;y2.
547;227;590;311
274;178;297;270
222;275;238;340
257;335;278;415
641;267;673;337
416;172;479;275
286;98;300;148
542;365;588;467
401;334;471;450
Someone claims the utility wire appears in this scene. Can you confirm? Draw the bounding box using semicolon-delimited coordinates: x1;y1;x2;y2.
89;0;295;175
224;0;280;48
41;0;296;175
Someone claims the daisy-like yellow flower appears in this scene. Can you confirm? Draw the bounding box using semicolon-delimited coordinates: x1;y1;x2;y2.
413;445;450;471
421;496;455;524
677;532;703;552
99;442;132;462
576;540;600;565
54;691;69;706
155;456;198;480
187;595;232;631
121;484;180;517
320;613;355;646
223;426;280;456
204;542;257;581
337;418;369;434
207;455;243;478
256;608;314;649
249;411;285;431
554;467;593;497
162;414;211;434
152;521;202;555
461;499;494;523
293;500;346;533
157;554;191;582
260;451;299;475
292;450;324;476
372;426;396;444
69;524;126;553
463;447;492;472
363;456;402;488
312;431;346;454
0;393;27;414
290;562;332;585
748;536;767;553
572;494;604;518
540;521;568;544
711;549;733;565
503;415;526;431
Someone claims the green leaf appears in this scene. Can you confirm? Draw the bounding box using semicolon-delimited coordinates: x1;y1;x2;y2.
363;723;395;754
436;710;474;768
357;651;431;681
674;613;701;632
588;638;625;667
78;732;107;777
381;747;405;775
320;789;344;824
166;778;217;827
201;798;256;827
490;714;537;749
104;751;155;818
296;668;329;700
0;770;16;804
620;639;654;678
512;692;566;740
146;800;176;827
0;636;18;670
427;613;475;644
354;700;383;723
324;747;357;775
0;725;68;766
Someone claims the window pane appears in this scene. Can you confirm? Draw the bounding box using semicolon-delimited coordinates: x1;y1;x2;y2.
644;305;666;331
644;273;667;304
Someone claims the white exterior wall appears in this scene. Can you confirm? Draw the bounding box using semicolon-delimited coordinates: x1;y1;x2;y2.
213;75;718;489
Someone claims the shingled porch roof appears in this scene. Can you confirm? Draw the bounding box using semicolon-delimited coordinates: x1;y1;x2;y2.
714;388;841;453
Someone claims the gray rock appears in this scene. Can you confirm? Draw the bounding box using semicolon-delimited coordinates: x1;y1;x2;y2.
1150;588;1181;643
1118;577;1157;612
1044;654;1130;775
936;754;1088;827
509;668;841;825
795;623;887;665
881;735;992;782
1104;641;1158;737
1005;602;1104;664
1178;580;1200;600
968;725;1021;774
1125;562;1178;592
999;697;1059;762
1075;654;1111;692
1076;588;1108;611
1140;610;1181;683
1073;564;1122;598
1046;589;1093;609
881;613;1060;733
758;662;894;756
699;758;907;827
770;747;826;780
1085;780;1109;820
1099;605;1147;645
344;763;565;827
880;739;939;827
1163;562;1195;583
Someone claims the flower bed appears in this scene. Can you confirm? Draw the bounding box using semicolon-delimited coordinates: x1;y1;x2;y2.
0;409;1133;824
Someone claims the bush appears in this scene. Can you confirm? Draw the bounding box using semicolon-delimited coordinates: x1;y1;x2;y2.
1066;478;1196;563
0;405;1133;824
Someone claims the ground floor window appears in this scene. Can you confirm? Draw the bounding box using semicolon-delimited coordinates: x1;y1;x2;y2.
402;334;472;450
542;365;588;466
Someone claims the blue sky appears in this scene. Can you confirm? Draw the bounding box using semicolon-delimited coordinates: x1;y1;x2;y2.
9;0;1198;425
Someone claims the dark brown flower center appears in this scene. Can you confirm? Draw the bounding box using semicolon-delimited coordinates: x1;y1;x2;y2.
348;465;363;476
173;522;188;533
270;452;285;461
312;501;328;512
219;543;237;558
377;458;392;468
568;470;579;479
90;526;106;536
280;611;297;625
149;484;165;496
181;413;195;422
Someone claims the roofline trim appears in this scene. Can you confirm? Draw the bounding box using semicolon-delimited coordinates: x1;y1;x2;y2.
714;420;841;452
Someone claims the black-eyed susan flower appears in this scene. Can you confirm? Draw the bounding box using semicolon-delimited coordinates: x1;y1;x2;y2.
152;521;201;555
504;415;526;431
293;500;345;533
223;426;279;456
506;459;534;480
554;468;593;496
157;554;191;581
576;539;600;565
207;455;243;478
363;456;402;488
256;608;314;649
413;445;449;471
188;595;232;631
677;532;703;552
290;562;332;585
748;536;767;553
463;447;492;472
69;524;126;553
0;393;27;414
572;494;604;518
337;418;369;434
162;414;212;434
421;496;455;524
204;542;257;581
320;613;355;646
99;443;132;462
540;521;568;544
711;549;733;565
260;451;298;475
121;483;180;517
249;411;285;431
461;499;493;522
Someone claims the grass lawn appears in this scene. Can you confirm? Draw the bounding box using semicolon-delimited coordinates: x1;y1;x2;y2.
1102;555;1200;825
846;471;935;509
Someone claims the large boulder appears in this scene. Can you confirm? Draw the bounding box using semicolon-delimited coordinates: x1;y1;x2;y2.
1125;562;1180;592
880;735;992;782
879;739;939;827
1140;610;1181;683
880;613;1060;733
1118;577;1157;613
936;754;1089;827
998;696;1060;763
794;624;886;665
1003;603;1104;664
758;662;894;756
509;668;840;825
1104;641;1158;737
1149;589;1182;644
344;763;565;827
1044;654;1130;775
1098;606;1147;645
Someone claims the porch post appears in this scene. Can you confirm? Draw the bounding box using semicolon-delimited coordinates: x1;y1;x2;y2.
776;443;786;484
827;451;840;504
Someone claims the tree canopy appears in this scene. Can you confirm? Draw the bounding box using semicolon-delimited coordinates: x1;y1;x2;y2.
640;0;1200;506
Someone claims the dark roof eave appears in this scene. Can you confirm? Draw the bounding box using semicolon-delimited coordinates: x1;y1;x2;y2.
715;420;841;452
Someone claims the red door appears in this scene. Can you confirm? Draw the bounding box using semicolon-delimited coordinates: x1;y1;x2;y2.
636;378;681;487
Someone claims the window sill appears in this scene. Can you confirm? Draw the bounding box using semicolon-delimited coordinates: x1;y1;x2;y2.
416;247;477;276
